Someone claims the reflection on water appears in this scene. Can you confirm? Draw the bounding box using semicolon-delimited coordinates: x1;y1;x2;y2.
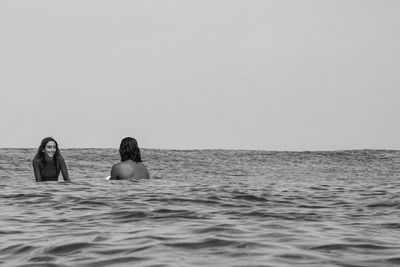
1;148;400;266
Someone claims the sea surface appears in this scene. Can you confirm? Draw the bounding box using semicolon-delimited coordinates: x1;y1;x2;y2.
1;148;400;267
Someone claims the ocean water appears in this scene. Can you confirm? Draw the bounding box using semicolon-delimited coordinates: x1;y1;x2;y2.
1;148;400;267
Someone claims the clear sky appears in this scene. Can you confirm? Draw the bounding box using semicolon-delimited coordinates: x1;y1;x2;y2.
1;0;399;150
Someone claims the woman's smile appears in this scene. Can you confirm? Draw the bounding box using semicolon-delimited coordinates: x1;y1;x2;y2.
44;141;56;158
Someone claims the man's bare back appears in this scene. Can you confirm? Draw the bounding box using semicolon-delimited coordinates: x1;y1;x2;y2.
110;160;150;180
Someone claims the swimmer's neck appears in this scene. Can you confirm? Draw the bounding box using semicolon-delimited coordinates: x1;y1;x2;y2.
122;159;140;163
44;154;54;161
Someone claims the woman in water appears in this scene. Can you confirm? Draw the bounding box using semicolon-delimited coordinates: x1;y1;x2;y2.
32;137;70;182
109;137;150;180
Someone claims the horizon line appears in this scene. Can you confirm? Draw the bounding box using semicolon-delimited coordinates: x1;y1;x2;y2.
1;147;399;152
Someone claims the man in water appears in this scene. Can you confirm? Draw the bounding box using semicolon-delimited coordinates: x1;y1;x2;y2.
110;137;150;180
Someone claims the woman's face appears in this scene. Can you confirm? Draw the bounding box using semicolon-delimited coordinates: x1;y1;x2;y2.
43;140;57;158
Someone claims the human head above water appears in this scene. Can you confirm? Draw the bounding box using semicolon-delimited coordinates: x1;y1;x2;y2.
119;137;142;162
36;137;60;161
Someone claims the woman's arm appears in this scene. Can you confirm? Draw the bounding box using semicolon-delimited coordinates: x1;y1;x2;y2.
109;164;120;180
32;159;42;182
59;156;71;182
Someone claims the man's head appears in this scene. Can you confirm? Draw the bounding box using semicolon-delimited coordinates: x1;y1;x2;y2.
119;137;142;162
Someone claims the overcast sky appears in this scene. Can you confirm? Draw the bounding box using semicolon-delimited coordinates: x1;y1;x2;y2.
1;0;399;150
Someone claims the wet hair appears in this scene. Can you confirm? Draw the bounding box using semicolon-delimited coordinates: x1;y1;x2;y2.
34;137;61;169
119;137;142;162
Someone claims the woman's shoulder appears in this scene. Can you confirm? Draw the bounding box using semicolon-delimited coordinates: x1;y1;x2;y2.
32;154;40;162
57;154;66;162
32;155;41;165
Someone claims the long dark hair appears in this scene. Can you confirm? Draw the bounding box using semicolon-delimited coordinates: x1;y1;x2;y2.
34;137;61;169
119;137;142;162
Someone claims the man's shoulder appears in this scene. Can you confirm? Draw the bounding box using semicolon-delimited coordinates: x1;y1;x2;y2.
136;162;149;170
111;162;122;169
119;160;138;167
112;161;127;171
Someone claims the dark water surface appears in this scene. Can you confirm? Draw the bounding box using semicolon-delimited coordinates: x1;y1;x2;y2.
1;148;400;267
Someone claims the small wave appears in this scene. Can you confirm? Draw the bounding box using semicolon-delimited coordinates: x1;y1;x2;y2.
44;242;96;255
153;208;188;214
239;211;321;221
110;210;147;222
379;222;400;229
80;256;148;266
192;224;236;234
165;237;241;249
242;211;272;218
297;204;329;209
91;236;109;242
76;200;112;207
1;244;36;254
232;194;268;202
91;244;152;256
278;253;315;259
366;202;400;208
148;197;221;205
310;243;399;251
277;252;322;264
18;263;61;267
0;230;23;234
1;193;52;199
28;255;56;262
387;257;400;264
152;209;206;220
